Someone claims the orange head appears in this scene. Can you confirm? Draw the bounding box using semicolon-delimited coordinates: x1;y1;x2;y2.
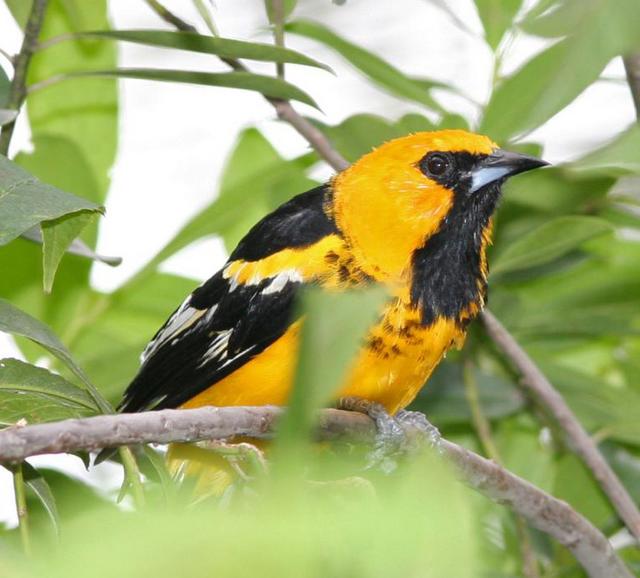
331;129;547;282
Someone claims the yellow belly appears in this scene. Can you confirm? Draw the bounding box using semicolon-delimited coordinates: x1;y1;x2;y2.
181;304;465;415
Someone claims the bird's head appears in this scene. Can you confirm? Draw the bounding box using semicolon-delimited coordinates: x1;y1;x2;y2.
332;129;548;280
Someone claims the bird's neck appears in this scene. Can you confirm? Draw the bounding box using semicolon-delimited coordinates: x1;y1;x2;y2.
410;190;498;327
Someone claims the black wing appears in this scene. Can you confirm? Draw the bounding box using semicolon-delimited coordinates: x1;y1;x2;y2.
119;184;338;412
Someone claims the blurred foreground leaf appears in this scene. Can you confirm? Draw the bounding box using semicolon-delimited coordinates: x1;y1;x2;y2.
275;287;387;455
44;69;319;109
0;154;102;246
286;20;444;112
74;30;332;72
0;358;97;426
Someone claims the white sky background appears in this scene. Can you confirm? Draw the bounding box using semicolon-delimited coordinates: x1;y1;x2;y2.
0;0;636;526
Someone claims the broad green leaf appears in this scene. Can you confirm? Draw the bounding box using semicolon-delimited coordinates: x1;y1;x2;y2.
274;287;387;456
23;462;60;536
28;0;118;205
491;216;613;274
5;0;31;28
47;69;319;109
482;0;640;141
72;30;332;73
475;0;523;49
0;109;18;125
264;0;298;23
0;298;111;412
41;212;96;293
413;361;525;424
0;358;97;426
313;113;435;163
286;20;444;112
0;153;102;246
570;126;640;175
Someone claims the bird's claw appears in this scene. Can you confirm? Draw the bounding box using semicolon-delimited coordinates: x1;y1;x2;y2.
337;397;440;472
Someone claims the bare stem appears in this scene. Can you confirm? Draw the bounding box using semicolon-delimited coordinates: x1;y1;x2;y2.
463;359;540;578
270;0;286;79
0;0;48;156
481;309;640;543
11;463;31;555
0;406;631;577
119;446;146;508
623;53;640;121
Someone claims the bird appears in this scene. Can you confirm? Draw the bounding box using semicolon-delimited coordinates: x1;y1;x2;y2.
117;129;547;488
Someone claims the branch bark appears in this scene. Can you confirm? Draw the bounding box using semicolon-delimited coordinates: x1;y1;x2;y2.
0;0;48;156
481;309;640;542
0;406;631;578
623;53;640;121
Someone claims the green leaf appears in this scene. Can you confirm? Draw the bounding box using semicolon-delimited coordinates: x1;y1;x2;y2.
312;113;435;163
41;211;96;293
286;20;444;112
0;298;111;412
217;129;316;252
48;69;319;109
475;0;523;49
275;287;387;453
28;0;118;205
22;462;60;536
570;126;640;175
264;0;298;23
0;153;102;246
0;66;9;107
0;358;97;426
413;361;525;425
482;0;640;142
492;216;613;274
5;0;31;28
73;30;332;72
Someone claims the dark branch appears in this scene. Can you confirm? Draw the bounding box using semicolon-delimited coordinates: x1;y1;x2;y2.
0;406;631;578
0;0;48;156
623;53;640;121
481;309;640;542
144;0;349;172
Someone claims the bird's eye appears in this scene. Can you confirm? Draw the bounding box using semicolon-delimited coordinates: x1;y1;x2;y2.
420;152;453;179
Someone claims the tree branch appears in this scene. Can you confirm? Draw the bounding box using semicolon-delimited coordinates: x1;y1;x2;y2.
623;53;640;121
0;406;631;578
0;0;48;156
481;309;640;542
144;0;349;172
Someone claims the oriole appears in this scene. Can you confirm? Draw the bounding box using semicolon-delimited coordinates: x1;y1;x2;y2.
118;130;547;487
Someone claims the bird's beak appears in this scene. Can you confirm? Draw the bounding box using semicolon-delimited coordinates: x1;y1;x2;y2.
470;149;550;193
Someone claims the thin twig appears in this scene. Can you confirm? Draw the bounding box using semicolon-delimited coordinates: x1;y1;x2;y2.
481;309;640;543
144;0;349;172
0;0;48;156
0;406;631;578
11;463;31;555
623;53;640;121
463;359;540;578
270;0;286;79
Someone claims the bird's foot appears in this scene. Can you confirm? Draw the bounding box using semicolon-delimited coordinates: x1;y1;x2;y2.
395;409;442;454
337;397;439;472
